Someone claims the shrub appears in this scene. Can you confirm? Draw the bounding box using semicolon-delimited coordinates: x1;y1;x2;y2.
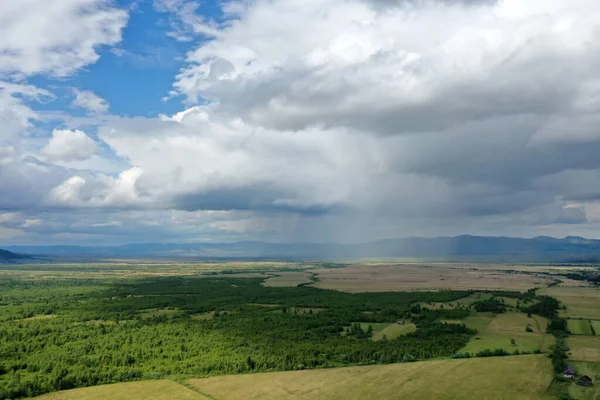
452;353;472;359
476;349;510;357
548;318;568;334
471;299;506;314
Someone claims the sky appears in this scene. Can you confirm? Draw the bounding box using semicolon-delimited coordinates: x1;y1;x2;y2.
1;0;600;245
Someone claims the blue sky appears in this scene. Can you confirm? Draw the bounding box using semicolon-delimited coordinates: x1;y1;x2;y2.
2;0;600;246
28;0;202;118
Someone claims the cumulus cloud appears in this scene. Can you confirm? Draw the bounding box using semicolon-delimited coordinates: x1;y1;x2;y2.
0;143;17;166
0;0;128;78
172;0;599;136
26;0;594;243
0;83;74;212
6;0;600;244
71;89;109;114
0;81;53;135
42;129;98;162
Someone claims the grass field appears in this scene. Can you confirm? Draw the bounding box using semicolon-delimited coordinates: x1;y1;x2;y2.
568;380;600;400
190;311;216;320
498;296;520;307
549;361;600;400
568;319;595;336
139;308;182;319
422;292;522;311
421;292;492;310
353;322;417;340
460;312;554;354
1;261;314;281
461;313;496;330
3;261;592;400
371;322;417;340
568;336;600;362
188;355;553;400
34;380;205;400
591;321;600;335
2;262;563;292
23;314;58;321
262;272;313;287
568;362;600;400
538;287;600;319
311;264;554;292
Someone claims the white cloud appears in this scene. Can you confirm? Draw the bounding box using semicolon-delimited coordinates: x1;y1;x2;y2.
71;89;109;114
87;0;600;217
0;0;128;78
153;0;218;40
173;0;600;135
49;176;89;205
95;109;379;213
8;0;600;244
0;81;53;135
0;142;17;166
22;219;44;228
89;221;123;227
0;83;76;211
0;2;130;239
42;129;98;162
0;213;20;224
48;167;148;208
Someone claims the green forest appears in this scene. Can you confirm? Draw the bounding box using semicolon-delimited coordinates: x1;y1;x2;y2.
0;276;552;399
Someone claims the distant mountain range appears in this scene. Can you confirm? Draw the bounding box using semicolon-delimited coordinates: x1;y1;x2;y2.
0;248;31;263
5;235;600;261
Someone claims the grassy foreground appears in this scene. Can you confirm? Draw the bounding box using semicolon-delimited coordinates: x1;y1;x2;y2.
32;355;554;400
188;355;553;400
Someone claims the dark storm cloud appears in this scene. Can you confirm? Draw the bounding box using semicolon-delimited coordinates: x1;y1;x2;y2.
173;185;339;215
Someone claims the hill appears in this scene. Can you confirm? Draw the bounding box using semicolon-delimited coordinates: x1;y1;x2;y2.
0;248;29;263
7;234;600;260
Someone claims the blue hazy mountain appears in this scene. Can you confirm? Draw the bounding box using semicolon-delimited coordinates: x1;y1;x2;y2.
0;248;31;263
6;235;600;260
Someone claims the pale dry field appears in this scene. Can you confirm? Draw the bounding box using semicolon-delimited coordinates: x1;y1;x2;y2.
4;261;580;291
34;380;204;400
538;287;600;319
311;264;555;292
370;322;416;340
0;261;307;280
262;271;313;287
568;336;600;362
460;312;554;354
188;355;553;400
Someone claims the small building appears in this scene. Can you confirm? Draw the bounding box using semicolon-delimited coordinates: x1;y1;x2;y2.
576;375;593;387
563;365;575;378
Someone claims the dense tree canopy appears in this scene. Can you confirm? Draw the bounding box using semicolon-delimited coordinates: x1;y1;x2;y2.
0;277;474;399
